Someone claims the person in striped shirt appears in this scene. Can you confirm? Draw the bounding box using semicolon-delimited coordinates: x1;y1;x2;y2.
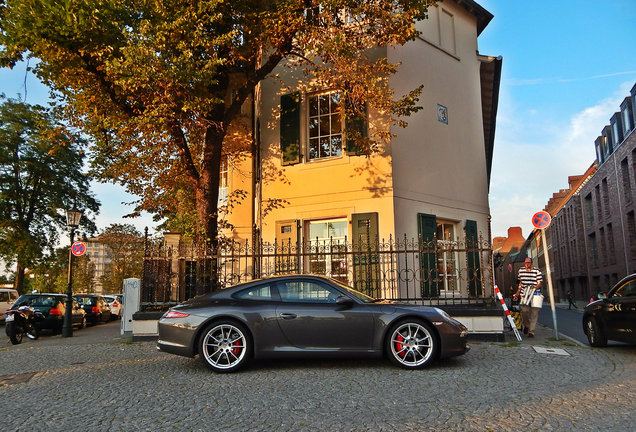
513;257;543;337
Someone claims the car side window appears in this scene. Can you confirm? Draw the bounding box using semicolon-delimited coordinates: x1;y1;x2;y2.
277;281;339;303
234;284;273;301
0;292;7;302
614;281;636;297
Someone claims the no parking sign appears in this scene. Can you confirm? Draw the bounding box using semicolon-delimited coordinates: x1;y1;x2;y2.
532;211;551;229
71;241;86;257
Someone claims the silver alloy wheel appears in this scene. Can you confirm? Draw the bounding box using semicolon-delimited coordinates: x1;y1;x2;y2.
390;322;435;367
201;323;247;371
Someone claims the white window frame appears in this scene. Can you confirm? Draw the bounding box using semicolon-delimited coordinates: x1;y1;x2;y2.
306;90;344;161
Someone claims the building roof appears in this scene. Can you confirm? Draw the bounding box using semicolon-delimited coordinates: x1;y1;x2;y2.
455;0;494;35
479;54;502;187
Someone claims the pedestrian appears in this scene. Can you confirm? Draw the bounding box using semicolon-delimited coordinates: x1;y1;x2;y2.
566;289;578;309
513;257;543;338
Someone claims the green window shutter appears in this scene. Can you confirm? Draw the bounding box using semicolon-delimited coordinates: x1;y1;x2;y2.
352;212;379;296
280;92;301;165
465;219;482;297
417;213;438;297
345;102;368;156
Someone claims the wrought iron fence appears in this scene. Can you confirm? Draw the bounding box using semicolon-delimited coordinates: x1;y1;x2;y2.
141;234;494;311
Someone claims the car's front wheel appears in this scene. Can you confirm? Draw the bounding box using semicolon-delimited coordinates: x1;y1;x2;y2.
386;319;438;369
584;316;607;347
198;321;252;373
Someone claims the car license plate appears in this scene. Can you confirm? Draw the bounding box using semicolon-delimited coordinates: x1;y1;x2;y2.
6;314;14;322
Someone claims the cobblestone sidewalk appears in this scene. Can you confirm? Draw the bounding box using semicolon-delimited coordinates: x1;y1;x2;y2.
1;323;635;431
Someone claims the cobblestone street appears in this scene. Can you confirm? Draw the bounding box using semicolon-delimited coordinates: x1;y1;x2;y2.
1;321;635;431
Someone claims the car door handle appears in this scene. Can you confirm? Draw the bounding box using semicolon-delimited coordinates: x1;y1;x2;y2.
279;313;297;320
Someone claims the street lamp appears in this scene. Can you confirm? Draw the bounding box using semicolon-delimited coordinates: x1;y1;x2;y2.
62;208;83;337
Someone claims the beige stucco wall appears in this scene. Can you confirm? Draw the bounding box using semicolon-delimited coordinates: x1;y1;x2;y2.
389;1;491;238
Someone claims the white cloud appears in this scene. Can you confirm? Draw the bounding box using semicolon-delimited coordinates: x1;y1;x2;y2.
489;81;632;239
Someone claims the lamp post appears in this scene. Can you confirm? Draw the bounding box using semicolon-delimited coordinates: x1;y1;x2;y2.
62;208;83;337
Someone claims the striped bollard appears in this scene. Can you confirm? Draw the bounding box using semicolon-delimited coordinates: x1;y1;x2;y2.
494;285;522;342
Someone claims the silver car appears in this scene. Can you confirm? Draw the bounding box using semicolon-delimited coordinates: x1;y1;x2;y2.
158;275;469;373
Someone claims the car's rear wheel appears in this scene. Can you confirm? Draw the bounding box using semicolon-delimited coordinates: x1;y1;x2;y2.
584;316;607;347
386;319;438;369
199;321;252;373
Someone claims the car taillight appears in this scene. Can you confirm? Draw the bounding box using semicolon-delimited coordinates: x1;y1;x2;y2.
164;310;189;319
113;301;119;307
92;306;99;313
49;306;62;315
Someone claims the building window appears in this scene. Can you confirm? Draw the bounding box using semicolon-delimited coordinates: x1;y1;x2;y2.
436;221;458;293
602;178;610;218
628;211;636;260
607;224;616;265
307;218;348;282
594;185;602;222
308;91;343;160
584;193;594;227
588;233;598;268
218;156;228;206
621;157;632;203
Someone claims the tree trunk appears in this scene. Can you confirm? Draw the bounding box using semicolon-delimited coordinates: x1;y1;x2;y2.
193;124;225;295
14;261;26;294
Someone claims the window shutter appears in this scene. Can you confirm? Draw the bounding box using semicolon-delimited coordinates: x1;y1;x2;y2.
352;212;380;296
280;92;301;165
417;213;438;297
464;219;482;297
345;102;368;156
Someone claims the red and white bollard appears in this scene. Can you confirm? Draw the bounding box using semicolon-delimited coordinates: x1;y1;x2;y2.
494;285;522;342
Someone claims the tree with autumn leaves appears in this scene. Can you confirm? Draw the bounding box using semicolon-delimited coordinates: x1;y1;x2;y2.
1;0;432;289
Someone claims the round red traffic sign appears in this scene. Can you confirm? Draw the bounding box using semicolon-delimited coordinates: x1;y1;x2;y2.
71;241;86;256
532;211;551;229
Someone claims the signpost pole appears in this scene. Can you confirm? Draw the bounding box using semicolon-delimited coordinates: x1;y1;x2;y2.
540;229;559;340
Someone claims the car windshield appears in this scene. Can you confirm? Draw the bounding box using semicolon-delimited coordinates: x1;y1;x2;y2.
14;295;60;307
76;297;95;305
329;279;378;303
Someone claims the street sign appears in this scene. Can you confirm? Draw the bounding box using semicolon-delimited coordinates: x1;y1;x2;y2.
71;241;86;257
532;211;551;229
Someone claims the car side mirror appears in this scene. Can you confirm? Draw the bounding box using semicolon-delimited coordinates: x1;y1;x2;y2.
335;295;354;306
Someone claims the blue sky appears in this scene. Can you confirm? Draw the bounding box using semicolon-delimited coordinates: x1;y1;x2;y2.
1;0;635;242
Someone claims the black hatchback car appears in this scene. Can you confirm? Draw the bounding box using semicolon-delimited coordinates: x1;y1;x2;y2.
11;293;87;333
75;295;111;324
583;273;636;347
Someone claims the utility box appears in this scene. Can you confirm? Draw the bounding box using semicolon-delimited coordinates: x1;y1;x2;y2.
121;278;141;336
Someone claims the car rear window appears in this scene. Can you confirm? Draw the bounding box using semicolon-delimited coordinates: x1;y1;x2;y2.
76;297;96;305
15;295;60;307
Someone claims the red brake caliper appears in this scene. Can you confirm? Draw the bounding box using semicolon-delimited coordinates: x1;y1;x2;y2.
396;334;406;357
232;334;241;356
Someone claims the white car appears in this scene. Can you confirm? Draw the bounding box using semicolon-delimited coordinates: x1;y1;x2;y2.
103;294;123;320
0;288;19;322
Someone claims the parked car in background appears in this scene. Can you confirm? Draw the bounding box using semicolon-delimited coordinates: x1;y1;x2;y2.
75;294;111;325
10;293;86;332
583;273;636;347
103;294;123;320
1;288;19;322
158;275;469;373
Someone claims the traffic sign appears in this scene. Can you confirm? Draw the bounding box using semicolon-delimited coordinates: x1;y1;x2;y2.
71;241;86;257
532;211;551;229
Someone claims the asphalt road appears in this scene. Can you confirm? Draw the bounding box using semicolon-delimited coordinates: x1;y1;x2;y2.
538;303;588;345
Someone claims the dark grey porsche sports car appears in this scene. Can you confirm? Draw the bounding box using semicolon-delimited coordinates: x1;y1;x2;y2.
157;275;469;373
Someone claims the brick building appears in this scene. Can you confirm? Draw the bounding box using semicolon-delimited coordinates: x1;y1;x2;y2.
547;83;636;301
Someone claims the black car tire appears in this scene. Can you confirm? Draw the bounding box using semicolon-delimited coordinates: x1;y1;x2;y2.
385;319;439;369
198;320;252;373
6;322;23;345
584;316;607;347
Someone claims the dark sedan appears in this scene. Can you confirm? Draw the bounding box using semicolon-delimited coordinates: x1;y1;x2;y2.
583;273;636;347
12;293;87;332
158;275;469;373
75;295;111;325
